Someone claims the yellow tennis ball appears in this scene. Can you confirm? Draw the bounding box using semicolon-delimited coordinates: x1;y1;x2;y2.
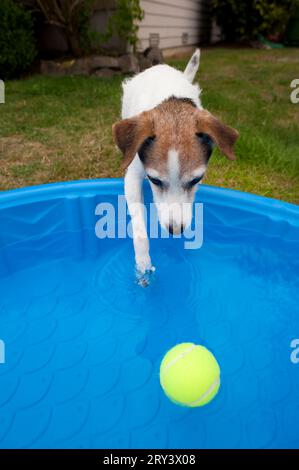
159;343;220;407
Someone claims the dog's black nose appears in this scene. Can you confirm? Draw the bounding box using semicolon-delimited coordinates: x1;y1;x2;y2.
168;224;184;234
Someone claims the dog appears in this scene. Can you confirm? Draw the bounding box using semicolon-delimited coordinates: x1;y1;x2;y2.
112;49;239;277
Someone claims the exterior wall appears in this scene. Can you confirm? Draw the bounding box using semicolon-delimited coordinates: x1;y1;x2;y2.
37;0;211;57
137;0;211;51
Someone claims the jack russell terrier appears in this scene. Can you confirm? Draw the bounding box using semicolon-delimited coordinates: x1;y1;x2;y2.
113;49;239;278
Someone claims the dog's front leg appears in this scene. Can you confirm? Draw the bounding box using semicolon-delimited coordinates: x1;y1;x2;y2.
124;160;154;275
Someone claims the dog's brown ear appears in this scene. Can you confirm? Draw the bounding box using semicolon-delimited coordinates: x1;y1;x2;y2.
112;112;154;170
196;109;239;160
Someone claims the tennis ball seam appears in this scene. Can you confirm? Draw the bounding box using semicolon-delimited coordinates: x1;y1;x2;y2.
187;377;220;406
161;343;196;375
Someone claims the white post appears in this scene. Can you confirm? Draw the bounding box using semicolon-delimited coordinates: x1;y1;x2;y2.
0;80;4;104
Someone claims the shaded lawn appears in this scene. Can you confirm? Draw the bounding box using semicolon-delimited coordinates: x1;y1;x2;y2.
0;48;298;203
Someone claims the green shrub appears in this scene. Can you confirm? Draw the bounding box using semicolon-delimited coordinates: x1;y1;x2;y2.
213;0;299;42
27;0;98;57
105;0;144;52
78;0;103;55
0;0;36;79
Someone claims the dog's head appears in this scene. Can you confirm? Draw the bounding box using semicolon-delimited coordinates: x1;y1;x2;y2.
113;97;239;234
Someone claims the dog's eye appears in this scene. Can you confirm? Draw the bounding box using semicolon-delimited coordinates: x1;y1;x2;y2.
196;132;213;146
138;135;156;163
147;175;164;188
185;176;203;190
196;132;214;159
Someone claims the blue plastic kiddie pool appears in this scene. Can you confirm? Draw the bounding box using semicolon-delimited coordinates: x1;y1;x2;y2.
0;179;298;449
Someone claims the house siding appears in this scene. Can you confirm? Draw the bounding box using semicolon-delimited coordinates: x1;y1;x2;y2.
138;0;211;51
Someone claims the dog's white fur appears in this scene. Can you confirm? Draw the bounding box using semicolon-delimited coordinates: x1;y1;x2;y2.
121;50;202;274
153;149;196;234
122;51;201;119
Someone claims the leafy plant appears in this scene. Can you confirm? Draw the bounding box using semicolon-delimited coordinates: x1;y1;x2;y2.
213;0;299;41
27;0;144;56
27;0;98;56
0;0;36;79
104;0;144;52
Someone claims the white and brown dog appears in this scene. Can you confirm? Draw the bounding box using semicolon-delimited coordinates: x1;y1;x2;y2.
113;50;239;276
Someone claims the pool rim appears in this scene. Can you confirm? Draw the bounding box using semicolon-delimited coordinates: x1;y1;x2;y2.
0;179;298;226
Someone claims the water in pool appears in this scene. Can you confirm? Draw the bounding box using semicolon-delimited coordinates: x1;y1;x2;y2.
0;228;298;448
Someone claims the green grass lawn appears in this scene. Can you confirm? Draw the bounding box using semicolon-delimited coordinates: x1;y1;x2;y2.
0;48;298;203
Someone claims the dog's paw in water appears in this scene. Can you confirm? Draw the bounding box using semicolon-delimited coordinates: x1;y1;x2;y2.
136;265;156;288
